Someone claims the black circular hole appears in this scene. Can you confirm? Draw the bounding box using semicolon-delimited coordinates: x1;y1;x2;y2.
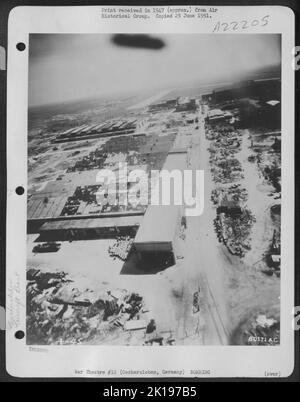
15;330;25;339
15;186;25;195
16;42;26;51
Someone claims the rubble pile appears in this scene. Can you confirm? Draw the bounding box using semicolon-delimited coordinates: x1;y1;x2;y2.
214;208;256;258
210;157;243;183
261;160;281;193
26;269;145;345
206;121;255;257
209;145;238;163
252;137;281;194
263;229;281;277
211;184;248;206
108;236;133;261
206;124;243;183
244;314;280;346
205;124;238;141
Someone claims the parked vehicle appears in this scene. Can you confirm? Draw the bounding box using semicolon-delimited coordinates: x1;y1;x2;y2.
32;242;61;253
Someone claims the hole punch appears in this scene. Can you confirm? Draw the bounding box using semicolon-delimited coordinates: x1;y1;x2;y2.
15;186;25;195
15;330;25;339
16;42;26;51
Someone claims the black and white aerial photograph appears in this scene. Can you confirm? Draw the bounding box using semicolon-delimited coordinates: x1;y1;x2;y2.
26;33;282;347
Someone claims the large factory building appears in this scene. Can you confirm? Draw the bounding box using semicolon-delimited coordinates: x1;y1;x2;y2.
133;205;183;265
133;147;187;267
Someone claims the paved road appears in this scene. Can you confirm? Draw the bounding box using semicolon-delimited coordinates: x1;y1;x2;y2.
180;108;230;345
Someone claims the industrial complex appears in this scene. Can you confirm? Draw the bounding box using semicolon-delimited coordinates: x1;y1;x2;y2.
28;96;194;268
27;78;281;347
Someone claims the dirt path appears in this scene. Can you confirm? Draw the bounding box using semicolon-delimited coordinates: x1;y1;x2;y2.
176;111;230;345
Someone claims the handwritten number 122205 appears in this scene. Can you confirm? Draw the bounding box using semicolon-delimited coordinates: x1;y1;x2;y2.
213;15;270;32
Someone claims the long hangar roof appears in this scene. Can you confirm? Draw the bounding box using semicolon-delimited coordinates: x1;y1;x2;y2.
40;215;142;231
134;150;186;245
134;205;181;244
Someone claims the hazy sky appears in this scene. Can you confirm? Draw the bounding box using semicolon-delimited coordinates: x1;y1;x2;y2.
29;34;281;107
